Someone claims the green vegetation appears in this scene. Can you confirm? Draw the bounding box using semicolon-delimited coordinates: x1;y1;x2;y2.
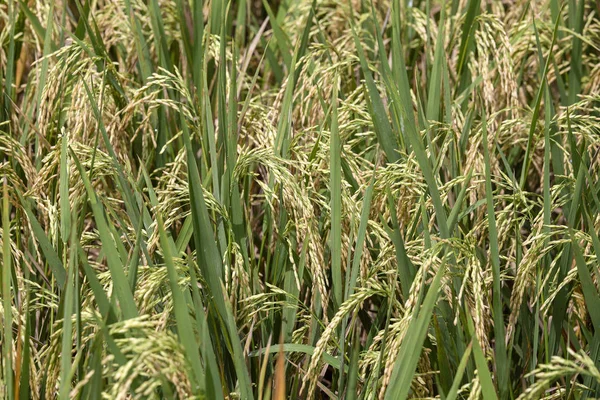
1;0;600;398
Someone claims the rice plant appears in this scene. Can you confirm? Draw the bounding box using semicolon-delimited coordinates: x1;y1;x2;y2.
1;0;600;398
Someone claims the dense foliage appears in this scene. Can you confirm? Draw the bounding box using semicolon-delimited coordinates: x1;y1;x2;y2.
1;0;600;398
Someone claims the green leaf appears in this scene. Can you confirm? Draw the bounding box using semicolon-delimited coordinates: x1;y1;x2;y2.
351;26;400;164
59;214;78;399
181;116;254;399
571;231;600;331
445;342;473;400
59;132;71;244
468;316;499;400
481;114;508;396
519;12;561;189
456;0;481;93
330;78;342;307
70;150;138;320
384;255;447;400
156;212;205;393
249;344;343;371
426;6;446;124
3;178;14;400
16;189;67;287
448;167;474;233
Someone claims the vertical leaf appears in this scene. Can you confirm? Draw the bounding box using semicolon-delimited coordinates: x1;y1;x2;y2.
330;77;342;307
481;114;508;396
2;177;14;400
